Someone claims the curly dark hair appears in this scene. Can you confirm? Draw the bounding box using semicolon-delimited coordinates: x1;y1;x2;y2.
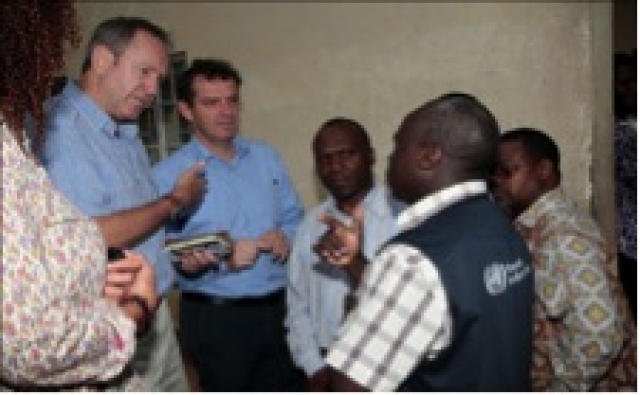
0;0;80;149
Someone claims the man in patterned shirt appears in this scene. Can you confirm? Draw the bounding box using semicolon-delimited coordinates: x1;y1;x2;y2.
317;93;534;391
492;127;636;391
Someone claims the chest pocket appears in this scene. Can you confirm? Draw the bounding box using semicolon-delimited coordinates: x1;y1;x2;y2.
255;159;282;225
105;161;158;210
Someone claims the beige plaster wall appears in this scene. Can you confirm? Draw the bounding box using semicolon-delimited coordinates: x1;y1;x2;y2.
66;2;613;242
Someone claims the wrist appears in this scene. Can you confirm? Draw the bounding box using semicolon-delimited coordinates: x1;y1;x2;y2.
163;193;186;221
120;294;155;336
345;252;367;283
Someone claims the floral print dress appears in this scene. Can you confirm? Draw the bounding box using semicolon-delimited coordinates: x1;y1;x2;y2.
1;122;144;390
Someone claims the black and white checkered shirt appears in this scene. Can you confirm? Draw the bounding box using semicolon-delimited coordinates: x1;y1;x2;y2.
325;181;488;391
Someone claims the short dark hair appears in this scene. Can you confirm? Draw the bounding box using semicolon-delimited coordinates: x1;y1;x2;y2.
313;117;372;151
177;58;242;105
501;127;561;178
82;16;171;73
411;92;500;180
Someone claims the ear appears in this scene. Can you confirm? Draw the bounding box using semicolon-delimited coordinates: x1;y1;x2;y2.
91;45;115;74
367;146;376;167
177;101;194;123
416;141;442;171
537;159;555;180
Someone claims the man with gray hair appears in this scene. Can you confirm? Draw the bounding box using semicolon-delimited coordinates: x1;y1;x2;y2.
41;16;206;391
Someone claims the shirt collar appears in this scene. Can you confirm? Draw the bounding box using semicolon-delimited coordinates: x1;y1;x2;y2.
361;184;391;218
397;180;487;231
188;135;250;162
516;187;565;228
324;184;389;220
62;80;137;139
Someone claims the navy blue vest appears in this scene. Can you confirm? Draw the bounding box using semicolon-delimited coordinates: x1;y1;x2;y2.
396;194;533;391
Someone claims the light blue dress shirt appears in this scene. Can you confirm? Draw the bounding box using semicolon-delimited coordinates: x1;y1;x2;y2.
152;137;304;298
40;81;175;295
285;184;399;376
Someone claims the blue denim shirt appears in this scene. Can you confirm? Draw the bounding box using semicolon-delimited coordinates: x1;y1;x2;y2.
153;137;304;298
40;81;175;295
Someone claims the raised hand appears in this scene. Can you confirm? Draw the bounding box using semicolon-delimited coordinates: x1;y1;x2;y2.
314;207;364;267
170;160;207;208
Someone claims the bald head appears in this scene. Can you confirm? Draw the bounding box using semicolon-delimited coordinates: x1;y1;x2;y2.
407;92;500;180
388;93;500;204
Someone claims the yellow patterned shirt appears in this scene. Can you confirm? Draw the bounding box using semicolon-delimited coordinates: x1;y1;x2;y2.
517;188;632;391
1;123;145;390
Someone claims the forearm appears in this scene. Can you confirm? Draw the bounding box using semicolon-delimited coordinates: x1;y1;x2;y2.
326;245;450;392
541;242;623;390
95;196;175;248
550;360;609;391
120;295;156;336
550;328;624;391
344;252;368;287
3;298;136;386
330;368;367;391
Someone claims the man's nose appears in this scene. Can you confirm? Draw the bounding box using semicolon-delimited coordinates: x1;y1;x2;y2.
143;76;160;97
221;101;237;115
325;156;346;173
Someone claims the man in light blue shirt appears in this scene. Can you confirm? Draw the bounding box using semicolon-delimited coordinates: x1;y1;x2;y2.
285;117;399;391
41;17;205;391
152;58;305;391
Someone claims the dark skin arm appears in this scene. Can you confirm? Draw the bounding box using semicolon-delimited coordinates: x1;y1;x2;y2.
341;251;367;288
313;208;368;288
329;367;367;391
306;366;332;392
314;208;370;391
